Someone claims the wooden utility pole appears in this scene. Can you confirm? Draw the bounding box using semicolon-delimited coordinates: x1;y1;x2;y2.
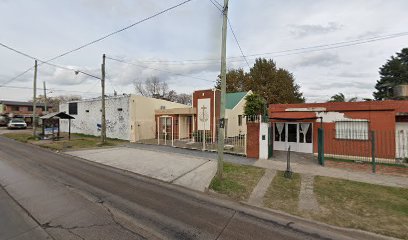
101;54;107;143
216;0;228;178
32;60;38;137
43;81;47;113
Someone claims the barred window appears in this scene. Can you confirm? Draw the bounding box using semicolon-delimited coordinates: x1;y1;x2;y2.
68;102;78;115
335;121;368;140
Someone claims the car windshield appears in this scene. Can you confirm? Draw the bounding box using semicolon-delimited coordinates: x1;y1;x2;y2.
11;119;25;123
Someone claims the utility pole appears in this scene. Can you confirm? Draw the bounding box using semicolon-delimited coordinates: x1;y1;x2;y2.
43;81;47;113
32;60;38;137
101;54;107;143
216;0;228;178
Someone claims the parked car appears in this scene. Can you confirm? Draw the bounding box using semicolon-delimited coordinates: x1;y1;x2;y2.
7;118;27;129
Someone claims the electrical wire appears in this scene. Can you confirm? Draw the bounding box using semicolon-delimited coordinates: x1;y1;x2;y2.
1;0;193;85
0;85;100;94
0;42;102;87
208;0;251;68
116;31;408;64
105;56;215;83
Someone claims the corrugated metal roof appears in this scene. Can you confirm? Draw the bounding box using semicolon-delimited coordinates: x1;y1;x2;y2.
225;92;248;109
40;112;75;119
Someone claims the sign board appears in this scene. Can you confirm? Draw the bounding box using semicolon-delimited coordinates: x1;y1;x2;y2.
197;98;211;130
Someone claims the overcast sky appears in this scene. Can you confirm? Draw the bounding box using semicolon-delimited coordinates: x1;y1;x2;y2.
0;0;407;102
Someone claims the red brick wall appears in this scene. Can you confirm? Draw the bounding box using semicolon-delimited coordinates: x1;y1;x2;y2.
246;122;259;159
268;102;400;158
320;110;396;158
4;105;48;115
192;89;220;135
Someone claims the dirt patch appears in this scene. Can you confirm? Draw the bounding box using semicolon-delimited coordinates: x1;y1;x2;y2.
326;160;408;177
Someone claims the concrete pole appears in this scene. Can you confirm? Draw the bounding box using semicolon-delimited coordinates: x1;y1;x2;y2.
101;54;107;143
216;0;228;178
32;60;38;137
43;81;47;113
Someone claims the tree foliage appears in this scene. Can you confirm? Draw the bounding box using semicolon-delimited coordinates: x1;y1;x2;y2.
134;77;191;105
216;58;305;104
373;48;408;100
244;94;266;116
327;93;357;102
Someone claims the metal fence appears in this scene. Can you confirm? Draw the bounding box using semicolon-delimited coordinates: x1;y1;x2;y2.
323;127;408;166
139;117;247;155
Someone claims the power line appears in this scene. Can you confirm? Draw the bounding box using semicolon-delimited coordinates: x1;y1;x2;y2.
231;32;408;68
1;0;193;85
208;0;250;68
227;19;250;68
0;42;102;87
115;31;408;64
105;56;215;83
0;85;101;94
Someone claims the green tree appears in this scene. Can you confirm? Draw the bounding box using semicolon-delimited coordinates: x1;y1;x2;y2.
244;94;266;116
215;68;249;92
373;48;408;100
328;93;358;102
215;58;305;104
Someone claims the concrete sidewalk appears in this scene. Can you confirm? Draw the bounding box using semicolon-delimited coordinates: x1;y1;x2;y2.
126;143;408;189
66;147;217;192
253;160;408;188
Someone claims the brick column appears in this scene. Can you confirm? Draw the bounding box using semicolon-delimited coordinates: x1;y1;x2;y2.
246;122;260;159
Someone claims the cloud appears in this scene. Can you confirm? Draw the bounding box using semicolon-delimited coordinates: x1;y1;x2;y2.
294;53;349;68
289;22;342;38
337;72;375;78
308;81;373;91
104;57;219;88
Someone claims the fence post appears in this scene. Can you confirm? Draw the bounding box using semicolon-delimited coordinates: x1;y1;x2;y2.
318;128;325;166
371;130;376;173
284;146;292;178
244;133;247;156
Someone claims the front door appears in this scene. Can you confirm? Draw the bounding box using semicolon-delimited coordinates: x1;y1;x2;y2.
273;122;313;153
286;123;298;152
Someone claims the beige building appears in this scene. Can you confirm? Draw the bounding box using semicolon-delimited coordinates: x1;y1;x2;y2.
60;95;189;142
224;91;252;137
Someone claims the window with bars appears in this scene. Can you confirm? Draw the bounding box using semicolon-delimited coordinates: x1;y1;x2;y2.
68;102;78;115
238;115;243;126
335;121;369;140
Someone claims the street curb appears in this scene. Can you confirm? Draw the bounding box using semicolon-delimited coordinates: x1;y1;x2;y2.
0;136;398;240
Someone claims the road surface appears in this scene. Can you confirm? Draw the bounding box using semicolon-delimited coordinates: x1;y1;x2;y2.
0;136;387;240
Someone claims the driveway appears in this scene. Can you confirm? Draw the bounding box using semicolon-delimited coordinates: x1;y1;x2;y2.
66;147;217;192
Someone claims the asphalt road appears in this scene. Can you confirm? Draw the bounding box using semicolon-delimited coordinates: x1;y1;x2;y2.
0;136;387;240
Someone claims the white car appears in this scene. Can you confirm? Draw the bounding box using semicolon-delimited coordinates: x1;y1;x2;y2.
7;118;27;129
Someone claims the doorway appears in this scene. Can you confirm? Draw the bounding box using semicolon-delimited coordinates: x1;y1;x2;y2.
273;122;313;153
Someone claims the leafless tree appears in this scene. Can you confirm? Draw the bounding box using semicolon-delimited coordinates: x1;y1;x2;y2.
175;93;192;105
134;77;191;105
33;95;82;111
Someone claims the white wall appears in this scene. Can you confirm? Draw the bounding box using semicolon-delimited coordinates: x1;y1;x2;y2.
60;96;131;140
259;122;269;159
60;95;191;142
225;92;250;137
